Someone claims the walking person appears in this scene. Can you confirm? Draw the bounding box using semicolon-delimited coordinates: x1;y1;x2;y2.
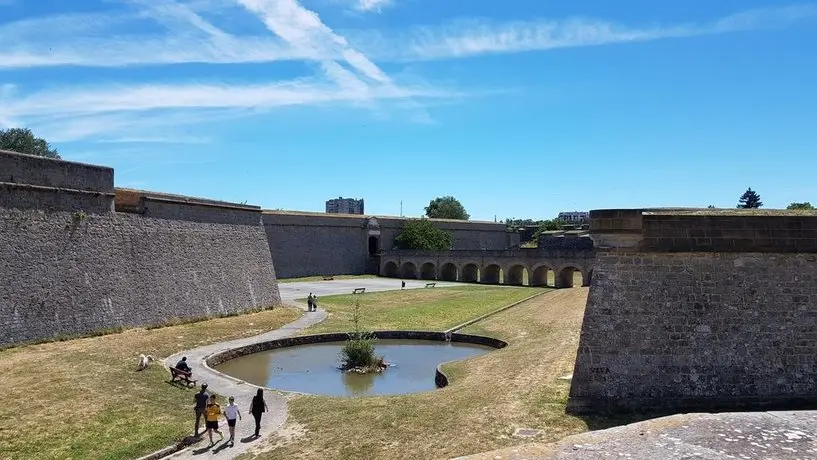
204;394;225;447
193;383;210;436
249;388;269;438
224;396;242;447
312;295;318;312
307;293;314;312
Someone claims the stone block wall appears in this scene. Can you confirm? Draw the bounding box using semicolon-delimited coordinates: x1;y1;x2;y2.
0;150;281;346
567;208;817;415
263;211;514;279
263;212;371;278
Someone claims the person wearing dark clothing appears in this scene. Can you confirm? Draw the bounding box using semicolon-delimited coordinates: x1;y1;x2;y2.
307;293;314;312
249;388;268;437
193;383;210;436
175;357;191;373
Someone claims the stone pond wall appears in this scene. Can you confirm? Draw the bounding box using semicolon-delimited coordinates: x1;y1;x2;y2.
567;208;817;415
0;151;281;346
263;210;516;279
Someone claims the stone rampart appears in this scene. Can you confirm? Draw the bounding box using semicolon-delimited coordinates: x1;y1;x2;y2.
567;208;817;415
0;150;114;214
0;150;280;346
262;211;515;279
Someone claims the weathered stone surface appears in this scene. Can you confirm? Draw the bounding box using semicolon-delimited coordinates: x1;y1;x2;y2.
0;208;281;346
263;211;517;279
569;208;817;415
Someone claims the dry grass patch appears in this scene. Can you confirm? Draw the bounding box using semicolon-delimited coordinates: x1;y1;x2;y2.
246;288;594;460
302;285;544;334
0;307;301;460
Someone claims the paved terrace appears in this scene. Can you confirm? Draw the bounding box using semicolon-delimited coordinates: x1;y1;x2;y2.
460;410;817;459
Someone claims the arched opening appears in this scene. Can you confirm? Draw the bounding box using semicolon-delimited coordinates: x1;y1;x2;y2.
556;266;584;288
507;265;527;286
368;236;379;255
531;265;553;287
383;261;399;278
462;264;479;283
482;264;502;284
420;262;436;280
401;262;418;279
440;263;458;281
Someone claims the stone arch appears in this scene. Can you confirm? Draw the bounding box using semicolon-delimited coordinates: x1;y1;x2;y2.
461;263;479;283
401;262;418;279
383;261;399;278
531;264;554;287
556;266;585;289
482;264;502;284
420;262;436;280
440;263;458;281
507;264;528;286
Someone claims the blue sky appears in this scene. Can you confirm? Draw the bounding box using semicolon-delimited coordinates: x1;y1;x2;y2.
1;0;816;221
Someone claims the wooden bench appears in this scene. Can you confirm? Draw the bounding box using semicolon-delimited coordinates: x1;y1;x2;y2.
323;276;335;281
169;367;198;387
353;288;366;294
425;283;436;288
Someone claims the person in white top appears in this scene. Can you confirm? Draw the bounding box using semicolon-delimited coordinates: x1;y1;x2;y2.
224;396;242;447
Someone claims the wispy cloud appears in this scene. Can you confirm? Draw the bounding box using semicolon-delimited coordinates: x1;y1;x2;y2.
344;4;817;61
1;4;814;69
355;0;392;12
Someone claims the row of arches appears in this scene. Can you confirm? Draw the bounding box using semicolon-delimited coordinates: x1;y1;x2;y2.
381;261;590;288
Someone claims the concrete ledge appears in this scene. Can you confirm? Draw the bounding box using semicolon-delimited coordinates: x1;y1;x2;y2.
205;331;507;388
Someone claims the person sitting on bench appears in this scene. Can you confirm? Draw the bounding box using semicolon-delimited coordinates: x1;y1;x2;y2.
175;357;192;374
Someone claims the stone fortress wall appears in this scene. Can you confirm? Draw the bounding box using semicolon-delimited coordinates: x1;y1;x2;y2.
263;210;519;279
568;208;817;415
0;150;281;347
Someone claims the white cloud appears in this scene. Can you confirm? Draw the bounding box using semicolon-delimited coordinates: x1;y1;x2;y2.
1;4;814;69
355;0;392;12
343;4;817;61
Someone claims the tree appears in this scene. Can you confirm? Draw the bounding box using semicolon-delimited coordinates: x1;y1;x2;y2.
425;196;470;220
394;218;452;250
787;202;814;210
0;128;60;159
737;188;763;209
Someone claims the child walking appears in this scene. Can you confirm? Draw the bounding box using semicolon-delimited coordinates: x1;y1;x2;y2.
204;395;225;447
225;396;242;447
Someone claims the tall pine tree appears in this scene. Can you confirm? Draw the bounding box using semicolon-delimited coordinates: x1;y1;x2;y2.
737;188;763;209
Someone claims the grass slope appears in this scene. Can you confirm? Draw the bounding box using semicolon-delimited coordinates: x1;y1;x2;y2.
247;288;591;460
0;307;301;460
302;285;544;334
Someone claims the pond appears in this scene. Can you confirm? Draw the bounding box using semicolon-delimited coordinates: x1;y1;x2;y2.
214;339;495;397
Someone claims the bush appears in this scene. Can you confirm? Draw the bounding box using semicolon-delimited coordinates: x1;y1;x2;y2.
339;298;382;371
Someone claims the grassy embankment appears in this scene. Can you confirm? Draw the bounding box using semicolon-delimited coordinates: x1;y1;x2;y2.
0;307;301;460
246;286;594;460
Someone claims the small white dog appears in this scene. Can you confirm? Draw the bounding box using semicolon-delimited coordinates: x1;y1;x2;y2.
137;354;156;371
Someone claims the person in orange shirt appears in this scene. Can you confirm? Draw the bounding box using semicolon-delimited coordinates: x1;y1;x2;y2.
204;394;225;447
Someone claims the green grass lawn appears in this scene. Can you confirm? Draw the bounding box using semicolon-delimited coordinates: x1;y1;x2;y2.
301;285;545;334
0;307;302;460
244;287;593;460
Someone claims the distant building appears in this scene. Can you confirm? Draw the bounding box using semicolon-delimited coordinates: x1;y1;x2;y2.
558;211;589;224
326;197;364;215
